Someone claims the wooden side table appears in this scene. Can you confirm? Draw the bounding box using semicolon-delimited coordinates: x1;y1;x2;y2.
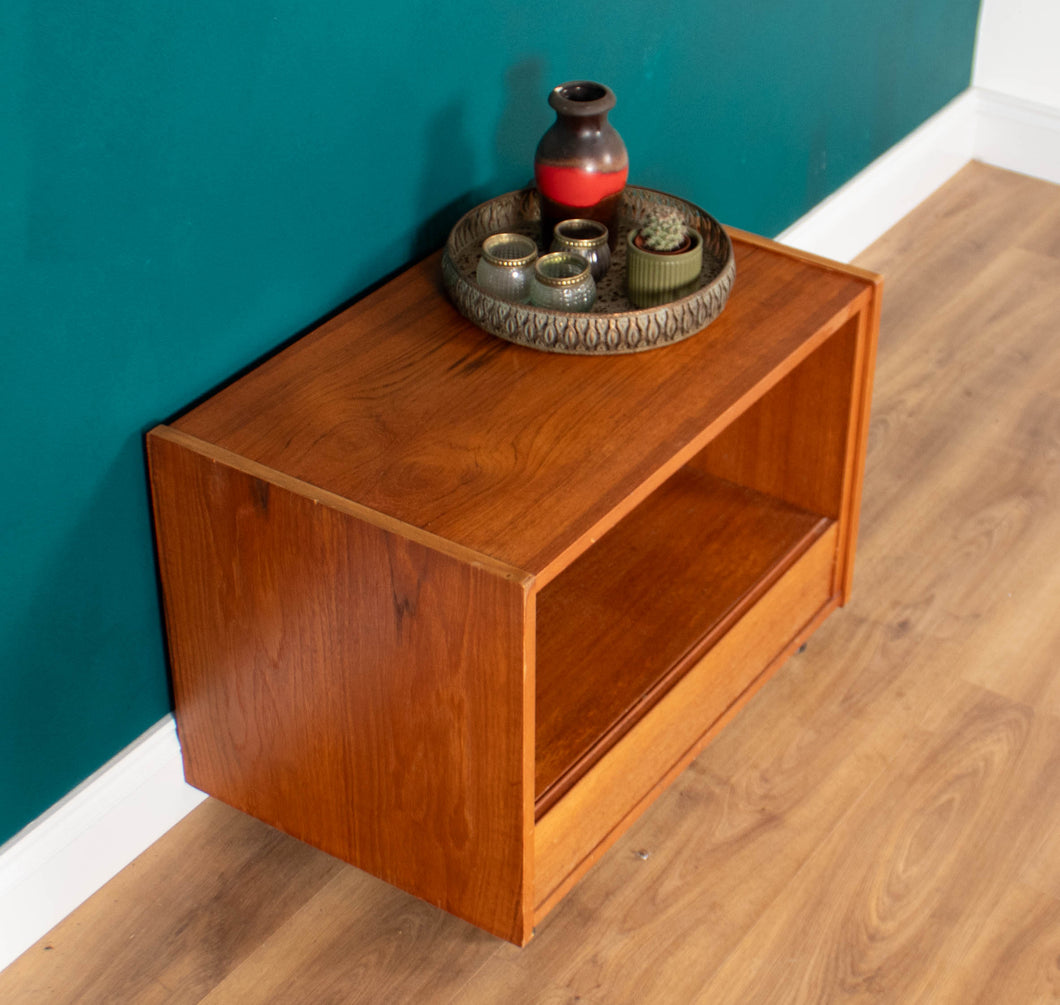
147;230;881;944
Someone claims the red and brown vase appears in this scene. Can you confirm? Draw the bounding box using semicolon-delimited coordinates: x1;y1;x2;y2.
533;81;628;245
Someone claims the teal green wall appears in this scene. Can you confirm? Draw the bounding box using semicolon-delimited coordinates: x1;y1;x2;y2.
2;0;980;844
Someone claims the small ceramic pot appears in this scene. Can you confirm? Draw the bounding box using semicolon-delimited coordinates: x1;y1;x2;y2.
626;227;703;308
551;219;611;281
476;233;538;302
529;252;596;312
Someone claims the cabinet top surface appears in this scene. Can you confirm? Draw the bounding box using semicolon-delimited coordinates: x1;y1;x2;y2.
171;233;877;578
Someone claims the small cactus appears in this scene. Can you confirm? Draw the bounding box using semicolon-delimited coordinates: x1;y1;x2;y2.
639;207;688;252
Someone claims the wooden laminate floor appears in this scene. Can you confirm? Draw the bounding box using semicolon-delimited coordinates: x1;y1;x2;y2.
4;161;1059;1003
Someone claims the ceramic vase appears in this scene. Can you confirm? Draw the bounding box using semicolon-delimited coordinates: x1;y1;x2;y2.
533;81;628;244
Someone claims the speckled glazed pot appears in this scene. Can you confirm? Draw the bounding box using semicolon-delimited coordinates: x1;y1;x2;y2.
533;81;628;244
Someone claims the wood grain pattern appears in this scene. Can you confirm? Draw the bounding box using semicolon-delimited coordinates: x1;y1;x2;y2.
836;283;881;599
535;471;828;808
932;882;1060;1004
692;315;859;521
4;163;1058;1003
173;238;873;578
198;866;501;1004
535;526;838;917
147;429;534;944
463;600;959;1002
690;685;1060;1003
0;800;343;1004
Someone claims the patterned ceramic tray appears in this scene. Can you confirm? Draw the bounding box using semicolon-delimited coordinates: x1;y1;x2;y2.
442;185;735;355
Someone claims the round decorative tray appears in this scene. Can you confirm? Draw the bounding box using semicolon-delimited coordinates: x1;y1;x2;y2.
442;185;735;355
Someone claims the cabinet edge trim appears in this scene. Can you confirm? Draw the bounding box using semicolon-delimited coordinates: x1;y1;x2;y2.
146;426;533;586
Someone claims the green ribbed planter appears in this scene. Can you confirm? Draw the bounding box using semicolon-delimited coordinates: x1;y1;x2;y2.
626;228;703;308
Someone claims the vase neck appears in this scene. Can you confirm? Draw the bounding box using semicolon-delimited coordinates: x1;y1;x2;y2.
558;112;609;136
548;81;616;120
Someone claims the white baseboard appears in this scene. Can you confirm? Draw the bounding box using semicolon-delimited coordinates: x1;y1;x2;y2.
778;87;1060;262
0;716;205;972
777;90;978;261
974;86;1060;186
4;80;1059;978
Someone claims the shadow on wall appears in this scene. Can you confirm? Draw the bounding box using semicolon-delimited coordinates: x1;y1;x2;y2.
412;58;548;259
494;58;548;190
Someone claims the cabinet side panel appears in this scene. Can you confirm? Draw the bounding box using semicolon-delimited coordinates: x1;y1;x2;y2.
147;431;532;943
836;284;882;600
691;314;859;521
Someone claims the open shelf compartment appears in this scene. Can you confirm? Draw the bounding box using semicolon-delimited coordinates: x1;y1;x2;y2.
534;470;830;816
533;312;862;819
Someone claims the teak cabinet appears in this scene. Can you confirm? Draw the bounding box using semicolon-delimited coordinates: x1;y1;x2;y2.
147;230;881;945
